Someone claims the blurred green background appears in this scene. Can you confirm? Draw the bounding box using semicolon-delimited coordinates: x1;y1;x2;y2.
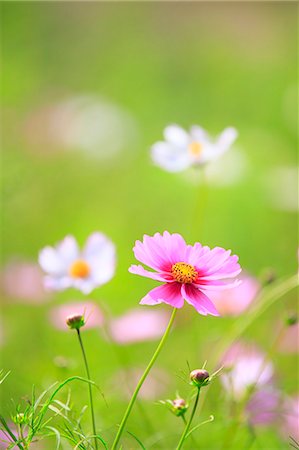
1;2;298;449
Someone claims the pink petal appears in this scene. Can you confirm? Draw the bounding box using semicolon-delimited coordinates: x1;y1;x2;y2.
204;256;241;278
208;273;259;317
195;279;242;291
133;232;187;271
129;265;173;282
140;283;184;308
133;239;168;271
181;284;220;316
159;231;187;265
196;247;230;271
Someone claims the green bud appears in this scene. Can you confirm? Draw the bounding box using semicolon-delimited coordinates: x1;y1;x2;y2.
66;314;85;330
190;369;210;388
171;398;188;417
13;413;25;425
285;314;298;326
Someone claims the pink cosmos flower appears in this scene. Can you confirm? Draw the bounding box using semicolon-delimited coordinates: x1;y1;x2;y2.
109;308;170;344
220;342;274;399
246;388;282;426
129;232;241;316
50;301;104;331
1;260;48;303
278;322;299;354
0;426;44;449
39;232;116;295
208;272;260;316
280;395;299;442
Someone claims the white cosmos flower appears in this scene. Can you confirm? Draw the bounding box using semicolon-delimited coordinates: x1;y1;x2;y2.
151;124;238;172
39;232;116;295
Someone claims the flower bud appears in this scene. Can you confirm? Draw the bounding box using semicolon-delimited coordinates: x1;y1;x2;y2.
13;413;25;425
285;314;298;327
260;268;276;286
190;369;210;388
66;313;85;330
171;398;188;417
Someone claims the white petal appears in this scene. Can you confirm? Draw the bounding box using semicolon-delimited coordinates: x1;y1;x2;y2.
215;127;238;154
151;142;190;173
39;247;66;275
163;124;189;147
72;278;96;295
189;125;209;143
89;256;116;285
83;232;116;261
84;232;116;285
44;275;72;291
57;235;79;264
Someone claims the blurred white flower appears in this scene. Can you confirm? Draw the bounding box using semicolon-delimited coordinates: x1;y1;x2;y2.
263;166;298;212
39;232;116;295
151;124;238;173
24;95;139;160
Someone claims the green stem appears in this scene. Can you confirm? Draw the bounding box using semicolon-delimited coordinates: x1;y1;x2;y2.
191;167;208;240
111;307;178;450
76;329;98;450
176;388;200;450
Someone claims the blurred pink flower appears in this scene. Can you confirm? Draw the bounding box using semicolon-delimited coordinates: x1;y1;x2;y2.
50;301;104;331
39;232;116;295
280;395;299;442
246;388;282;426
111;367;169;401
1;261;48;303
0;426;44;449
208;273;260;316
278;323;299;354
129;231;241;316
109;308;171;344
220;342;274;399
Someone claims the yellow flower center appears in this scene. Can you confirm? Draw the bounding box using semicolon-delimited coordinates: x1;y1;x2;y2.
69;260;90;278
188;141;202;157
171;262;198;284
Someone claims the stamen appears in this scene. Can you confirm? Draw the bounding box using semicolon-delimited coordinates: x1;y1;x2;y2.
188;141;202;157
171;262;198;284
69;260;90;278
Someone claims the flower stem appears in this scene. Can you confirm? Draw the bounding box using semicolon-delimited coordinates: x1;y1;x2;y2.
111;307;178;450
76;329;98;450
176;388;200;450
